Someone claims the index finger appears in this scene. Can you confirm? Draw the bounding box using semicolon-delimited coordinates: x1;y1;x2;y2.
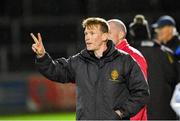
30;33;39;44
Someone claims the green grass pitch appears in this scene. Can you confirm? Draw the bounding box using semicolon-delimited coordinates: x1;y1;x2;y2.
0;112;76;120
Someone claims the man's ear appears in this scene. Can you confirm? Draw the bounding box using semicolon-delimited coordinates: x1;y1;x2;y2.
118;31;125;40
102;33;109;41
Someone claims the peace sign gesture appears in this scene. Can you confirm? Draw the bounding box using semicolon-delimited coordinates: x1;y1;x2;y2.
31;33;46;58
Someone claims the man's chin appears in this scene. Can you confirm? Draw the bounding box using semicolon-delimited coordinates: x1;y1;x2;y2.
86;47;93;51
87;48;92;51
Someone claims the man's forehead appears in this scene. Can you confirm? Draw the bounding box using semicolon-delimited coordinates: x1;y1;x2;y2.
156;25;174;30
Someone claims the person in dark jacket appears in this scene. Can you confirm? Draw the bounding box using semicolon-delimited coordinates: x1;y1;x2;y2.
129;15;151;46
152;15;180;82
129;15;179;119
30;17;149;120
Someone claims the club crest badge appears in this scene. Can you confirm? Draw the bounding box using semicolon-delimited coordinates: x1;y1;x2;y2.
111;69;119;80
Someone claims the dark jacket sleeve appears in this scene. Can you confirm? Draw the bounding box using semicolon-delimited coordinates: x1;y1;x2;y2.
118;55;150;118
35;53;75;83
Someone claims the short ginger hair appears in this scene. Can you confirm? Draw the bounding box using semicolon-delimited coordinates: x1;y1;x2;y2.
82;17;109;33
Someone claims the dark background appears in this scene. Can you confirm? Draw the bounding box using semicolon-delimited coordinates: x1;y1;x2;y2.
0;0;180;73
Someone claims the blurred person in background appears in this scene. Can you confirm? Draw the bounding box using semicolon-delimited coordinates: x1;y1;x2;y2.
152;15;180;60
30;17;149;120
152;15;180;82
129;14;179;119
108;19;148;120
170;83;180;118
129;15;151;46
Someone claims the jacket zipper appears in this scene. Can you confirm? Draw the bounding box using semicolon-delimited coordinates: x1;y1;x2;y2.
95;61;101;119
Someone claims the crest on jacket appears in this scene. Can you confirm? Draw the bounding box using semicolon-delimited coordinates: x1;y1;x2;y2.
110;69;119;81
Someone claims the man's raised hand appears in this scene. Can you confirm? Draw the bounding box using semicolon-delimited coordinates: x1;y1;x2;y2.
31;33;46;58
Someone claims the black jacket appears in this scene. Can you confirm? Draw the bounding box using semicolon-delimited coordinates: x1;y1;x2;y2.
164;36;180;82
132;40;179;119
164;35;180;56
35;41;149;120
163;35;180;62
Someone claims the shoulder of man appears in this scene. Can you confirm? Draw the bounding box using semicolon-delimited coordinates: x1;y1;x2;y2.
116;49;136;65
116;49;129;55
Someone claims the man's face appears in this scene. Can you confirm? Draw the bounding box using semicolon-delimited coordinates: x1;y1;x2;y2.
108;22;120;45
155;26;174;43
84;25;107;51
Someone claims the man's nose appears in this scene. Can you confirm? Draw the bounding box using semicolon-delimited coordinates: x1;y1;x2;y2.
85;35;90;41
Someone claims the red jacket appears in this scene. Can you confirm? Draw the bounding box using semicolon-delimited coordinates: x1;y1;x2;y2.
116;39;148;120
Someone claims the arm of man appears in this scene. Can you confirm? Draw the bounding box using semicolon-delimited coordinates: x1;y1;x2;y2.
31;33;75;83
115;55;150;118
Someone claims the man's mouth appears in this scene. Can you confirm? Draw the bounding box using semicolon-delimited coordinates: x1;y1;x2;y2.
86;42;92;45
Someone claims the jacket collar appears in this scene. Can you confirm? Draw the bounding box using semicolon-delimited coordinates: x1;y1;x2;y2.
115;39;129;50
80;40;119;62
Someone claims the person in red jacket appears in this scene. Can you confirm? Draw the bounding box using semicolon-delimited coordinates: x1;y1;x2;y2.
108;19;148;120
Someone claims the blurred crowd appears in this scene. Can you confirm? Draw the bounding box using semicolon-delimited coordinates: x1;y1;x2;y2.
127;14;180;119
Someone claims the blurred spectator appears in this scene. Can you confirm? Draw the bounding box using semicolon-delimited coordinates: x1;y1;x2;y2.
152;15;180;82
152;15;180;60
129;14;179;119
171;83;180;117
128;15;151;46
